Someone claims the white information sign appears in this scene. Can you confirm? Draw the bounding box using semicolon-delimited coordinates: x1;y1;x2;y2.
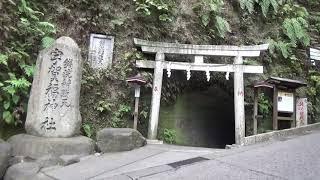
277;91;294;112
296;98;308;127
88;34;114;69
310;48;320;62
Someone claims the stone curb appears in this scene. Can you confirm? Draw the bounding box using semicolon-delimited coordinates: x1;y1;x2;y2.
244;122;320;145
146;139;163;145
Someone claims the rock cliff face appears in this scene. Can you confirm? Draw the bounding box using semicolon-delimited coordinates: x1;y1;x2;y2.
2;0;319;139
46;0;258;136
49;0;319;138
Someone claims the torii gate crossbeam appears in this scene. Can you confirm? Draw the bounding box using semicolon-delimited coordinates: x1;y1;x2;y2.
134;38;269;145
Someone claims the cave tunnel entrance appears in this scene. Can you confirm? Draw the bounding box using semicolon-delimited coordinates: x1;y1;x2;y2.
159;72;235;148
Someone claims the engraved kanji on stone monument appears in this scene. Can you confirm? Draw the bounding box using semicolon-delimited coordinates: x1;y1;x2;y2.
88;34;114;69
25;37;82;137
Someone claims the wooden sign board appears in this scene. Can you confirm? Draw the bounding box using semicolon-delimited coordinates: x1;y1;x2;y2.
277;91;294;113
296;98;308;127
88;34;114;69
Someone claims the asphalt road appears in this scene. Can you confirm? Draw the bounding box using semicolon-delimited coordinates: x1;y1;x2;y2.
141;130;320;180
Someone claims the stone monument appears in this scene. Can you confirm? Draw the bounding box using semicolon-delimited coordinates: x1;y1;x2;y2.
25;36;82;137
8;37;94;159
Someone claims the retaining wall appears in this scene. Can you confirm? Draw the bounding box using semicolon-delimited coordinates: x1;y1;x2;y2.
244;123;320;145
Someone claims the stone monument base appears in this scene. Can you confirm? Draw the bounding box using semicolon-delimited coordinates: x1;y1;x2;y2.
7;134;95;159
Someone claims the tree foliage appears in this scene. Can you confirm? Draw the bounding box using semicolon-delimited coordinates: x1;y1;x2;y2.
133;0;175;22
193;0;231;38
268;39;293;59
282;17;310;46
239;0;281;17
0;0;55;125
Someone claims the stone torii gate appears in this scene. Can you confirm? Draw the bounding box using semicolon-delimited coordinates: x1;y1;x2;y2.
134;38;269;145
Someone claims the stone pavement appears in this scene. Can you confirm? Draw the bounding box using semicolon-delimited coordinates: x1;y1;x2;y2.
43;144;220;180
42;130;320;180
140;130;320;180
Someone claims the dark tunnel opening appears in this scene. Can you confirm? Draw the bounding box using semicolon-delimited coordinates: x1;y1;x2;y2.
159;76;235;148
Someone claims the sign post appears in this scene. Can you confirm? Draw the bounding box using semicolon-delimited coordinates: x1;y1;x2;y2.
126;74;147;130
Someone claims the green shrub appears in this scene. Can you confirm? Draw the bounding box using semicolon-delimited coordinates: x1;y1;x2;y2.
159;128;176;144
0;0;55;125
258;93;272;133
133;0;176;22
239;0;280;17
282;17;310;47
82;123;93;138
268;39;293;59
193;0;231;38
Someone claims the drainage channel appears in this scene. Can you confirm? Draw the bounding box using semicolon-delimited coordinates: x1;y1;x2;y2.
167;157;210;168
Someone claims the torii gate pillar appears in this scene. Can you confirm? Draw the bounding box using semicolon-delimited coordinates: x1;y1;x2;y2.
148;53;164;139
234;56;245;145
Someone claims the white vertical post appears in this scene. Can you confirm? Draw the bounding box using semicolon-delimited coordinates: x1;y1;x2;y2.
148;53;165;139
234;56;245;145
133;84;140;130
